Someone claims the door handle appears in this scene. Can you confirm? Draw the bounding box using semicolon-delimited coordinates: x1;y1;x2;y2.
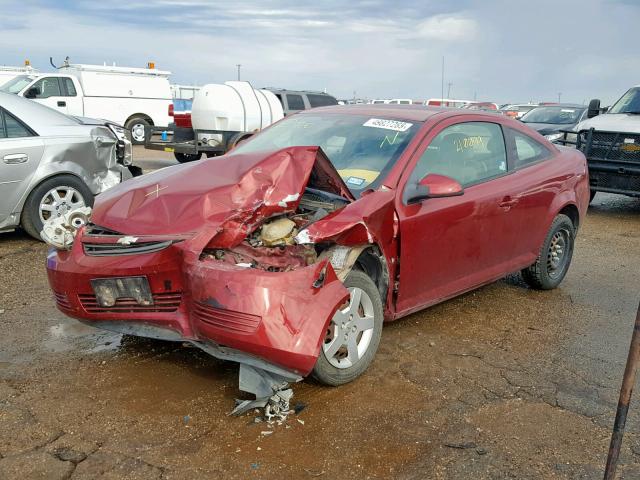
3;153;28;164
499;196;519;209
57;101;66;107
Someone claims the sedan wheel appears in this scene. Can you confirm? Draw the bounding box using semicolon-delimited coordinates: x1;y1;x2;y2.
521;213;575;290
323;286;375;369
39;186;86;224
312;269;383;386
21;174;93;241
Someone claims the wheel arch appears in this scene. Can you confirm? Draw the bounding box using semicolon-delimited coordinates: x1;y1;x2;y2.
125;113;154;126
557;203;580;230
15;170;94;216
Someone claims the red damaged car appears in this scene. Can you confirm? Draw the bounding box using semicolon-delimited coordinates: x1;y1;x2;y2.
45;105;589;404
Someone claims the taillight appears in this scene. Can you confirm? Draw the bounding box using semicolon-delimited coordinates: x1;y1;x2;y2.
168;104;174;116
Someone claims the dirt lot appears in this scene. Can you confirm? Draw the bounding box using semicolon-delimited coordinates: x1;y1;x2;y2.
0;147;639;479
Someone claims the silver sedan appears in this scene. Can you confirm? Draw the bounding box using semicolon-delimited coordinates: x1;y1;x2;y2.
0;92;136;239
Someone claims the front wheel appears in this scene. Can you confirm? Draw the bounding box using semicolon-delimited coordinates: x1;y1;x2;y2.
174;152;202;163
312;270;383;386
125;117;150;145
21;175;93;241
521;214;575;290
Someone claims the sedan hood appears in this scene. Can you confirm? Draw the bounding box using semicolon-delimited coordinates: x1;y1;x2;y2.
90;146;354;247
522;122;574;135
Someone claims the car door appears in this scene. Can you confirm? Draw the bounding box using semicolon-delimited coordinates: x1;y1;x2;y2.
501;127;561;263
59;77;83;116
26;76;69;114
0;108;45;225
395;119;520;315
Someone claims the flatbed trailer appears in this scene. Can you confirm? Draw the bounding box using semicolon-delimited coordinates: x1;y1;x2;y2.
144;125;252;162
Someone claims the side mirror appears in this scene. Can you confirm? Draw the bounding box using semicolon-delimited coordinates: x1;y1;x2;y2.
406;174;464;204
587;98;601;118
24;86;40;99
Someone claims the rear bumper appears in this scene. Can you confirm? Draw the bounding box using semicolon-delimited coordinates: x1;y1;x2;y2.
46;239;348;376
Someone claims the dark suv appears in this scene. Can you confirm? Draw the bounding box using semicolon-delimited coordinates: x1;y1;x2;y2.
265;88;338;115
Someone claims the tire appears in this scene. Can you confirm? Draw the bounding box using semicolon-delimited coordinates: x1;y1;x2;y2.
521;214;575;290
312;270;383;386
589;190;597;204
174;152;202;163
125;117;150;145
21;175;93;241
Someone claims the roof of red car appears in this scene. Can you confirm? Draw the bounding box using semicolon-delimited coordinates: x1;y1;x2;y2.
302;104;479;122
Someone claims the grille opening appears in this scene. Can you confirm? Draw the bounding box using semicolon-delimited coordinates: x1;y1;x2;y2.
78;292;182;313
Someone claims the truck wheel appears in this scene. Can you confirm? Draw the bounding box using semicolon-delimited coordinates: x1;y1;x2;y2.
521;214;575;290
174;152;202;163
21;175;93;241
125;117;150;145
312;270;383;386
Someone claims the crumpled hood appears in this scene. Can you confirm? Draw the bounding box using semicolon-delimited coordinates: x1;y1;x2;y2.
574;113;640;134
90;146;354;247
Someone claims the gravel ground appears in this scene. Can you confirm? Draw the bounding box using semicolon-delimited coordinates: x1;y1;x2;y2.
0;147;639;479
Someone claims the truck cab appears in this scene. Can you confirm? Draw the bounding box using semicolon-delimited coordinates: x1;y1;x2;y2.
564;86;640;201
21;75;83;116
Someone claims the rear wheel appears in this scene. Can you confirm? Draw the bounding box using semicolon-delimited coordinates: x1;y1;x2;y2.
174;152;202;163
312;270;383;386
21;175;93;241
521;214;575;290
125;117;150;145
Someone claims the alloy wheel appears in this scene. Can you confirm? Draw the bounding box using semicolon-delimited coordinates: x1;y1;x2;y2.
322;287;375;369
39;186;86;224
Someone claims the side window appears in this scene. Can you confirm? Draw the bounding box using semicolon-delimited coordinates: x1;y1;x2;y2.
32;77;61;98
62;78;77;97
510;129;550;168
286;94;305;111
409;122;507;187
1;110;32;138
307;94;338;108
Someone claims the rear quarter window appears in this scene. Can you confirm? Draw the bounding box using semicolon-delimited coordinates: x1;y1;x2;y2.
307;94;338;108
286;94;305;111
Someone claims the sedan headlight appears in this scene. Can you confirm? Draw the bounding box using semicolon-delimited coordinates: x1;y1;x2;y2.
108;123;133;166
544;132;563;143
107;123;126;141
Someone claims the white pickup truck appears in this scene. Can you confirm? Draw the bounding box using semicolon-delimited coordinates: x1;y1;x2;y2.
0;63;172;144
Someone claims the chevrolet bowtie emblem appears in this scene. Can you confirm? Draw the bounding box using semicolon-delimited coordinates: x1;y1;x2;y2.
145;184;168;198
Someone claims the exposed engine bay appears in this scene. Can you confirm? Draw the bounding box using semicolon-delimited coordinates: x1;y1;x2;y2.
201;188;350;272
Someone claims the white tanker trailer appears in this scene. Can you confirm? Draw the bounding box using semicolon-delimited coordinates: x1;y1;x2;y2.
144;81;284;162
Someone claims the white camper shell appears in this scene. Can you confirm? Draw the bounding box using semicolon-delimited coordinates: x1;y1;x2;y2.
2;63;172;143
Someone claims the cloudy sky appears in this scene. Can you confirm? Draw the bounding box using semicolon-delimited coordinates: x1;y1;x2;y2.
1;0;638;104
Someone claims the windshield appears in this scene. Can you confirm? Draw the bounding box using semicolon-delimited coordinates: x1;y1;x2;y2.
230;113;422;193
521;106;585;124
0;75;35;94
609;87;640;114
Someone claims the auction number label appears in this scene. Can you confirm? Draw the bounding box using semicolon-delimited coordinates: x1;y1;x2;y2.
363;118;413;132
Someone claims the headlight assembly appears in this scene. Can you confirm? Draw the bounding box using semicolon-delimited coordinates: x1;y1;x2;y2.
544;132;563;143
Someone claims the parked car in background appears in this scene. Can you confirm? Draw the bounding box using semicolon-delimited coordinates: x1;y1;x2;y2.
388;99;412;104
520;104;587;142
265;88;338;115
0;92;137;240
0;61;172;145
45;104;589;404
557;85;640;202
425;98;474;108
500;103;538;119
462;102;499;112
370;99;390;104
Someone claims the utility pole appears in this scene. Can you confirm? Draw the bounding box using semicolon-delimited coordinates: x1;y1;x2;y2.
441;56;445;103
447;82;453;99
558;92;562;103
236;64;242;81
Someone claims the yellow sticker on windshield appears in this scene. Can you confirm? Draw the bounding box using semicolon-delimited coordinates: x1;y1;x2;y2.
454;136;486;152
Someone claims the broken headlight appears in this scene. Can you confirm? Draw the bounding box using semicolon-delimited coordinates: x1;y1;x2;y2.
108;123;133;166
